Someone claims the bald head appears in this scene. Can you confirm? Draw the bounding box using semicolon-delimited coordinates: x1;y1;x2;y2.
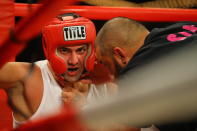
96;17;149;56
95;17;149;76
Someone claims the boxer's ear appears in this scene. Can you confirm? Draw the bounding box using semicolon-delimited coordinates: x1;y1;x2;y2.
113;47;128;68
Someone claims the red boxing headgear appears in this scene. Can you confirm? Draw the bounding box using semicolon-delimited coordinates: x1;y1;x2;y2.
42;16;96;75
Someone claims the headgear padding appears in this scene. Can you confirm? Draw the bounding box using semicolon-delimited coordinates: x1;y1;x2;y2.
42;16;96;75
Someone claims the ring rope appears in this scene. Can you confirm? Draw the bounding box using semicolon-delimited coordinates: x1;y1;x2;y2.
14;3;197;22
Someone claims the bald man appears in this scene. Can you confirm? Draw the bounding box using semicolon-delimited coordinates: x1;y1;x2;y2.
94;17;197;82
93;17;197;131
95;17;148;78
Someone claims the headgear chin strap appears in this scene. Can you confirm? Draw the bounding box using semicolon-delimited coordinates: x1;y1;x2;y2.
42;15;96;77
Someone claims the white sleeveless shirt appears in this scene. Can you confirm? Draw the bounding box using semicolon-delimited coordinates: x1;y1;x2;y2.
13;60;109;127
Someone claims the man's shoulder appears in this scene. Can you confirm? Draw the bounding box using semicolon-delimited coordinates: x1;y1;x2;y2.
146;21;197;45
150;21;197;33
4;62;32;73
142;21;197;50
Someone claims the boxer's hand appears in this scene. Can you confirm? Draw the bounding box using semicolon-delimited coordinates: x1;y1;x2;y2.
61;82;89;108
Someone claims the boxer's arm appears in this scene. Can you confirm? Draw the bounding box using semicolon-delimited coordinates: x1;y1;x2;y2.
0;62;30;88
0;62;38;120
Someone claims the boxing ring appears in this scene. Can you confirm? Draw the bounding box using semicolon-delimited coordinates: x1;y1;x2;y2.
0;0;197;130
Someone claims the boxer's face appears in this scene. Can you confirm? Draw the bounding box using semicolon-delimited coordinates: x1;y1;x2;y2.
57;44;88;82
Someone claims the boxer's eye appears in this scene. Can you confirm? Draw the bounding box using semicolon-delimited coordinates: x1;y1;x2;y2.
59;47;70;54
76;45;88;55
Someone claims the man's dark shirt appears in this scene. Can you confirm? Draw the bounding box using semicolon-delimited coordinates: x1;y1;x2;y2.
120;21;197;75
119;21;197;131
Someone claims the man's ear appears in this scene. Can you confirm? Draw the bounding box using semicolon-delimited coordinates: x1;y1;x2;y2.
113;47;128;68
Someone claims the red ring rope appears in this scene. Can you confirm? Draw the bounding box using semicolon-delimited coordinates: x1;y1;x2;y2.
15;3;197;22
